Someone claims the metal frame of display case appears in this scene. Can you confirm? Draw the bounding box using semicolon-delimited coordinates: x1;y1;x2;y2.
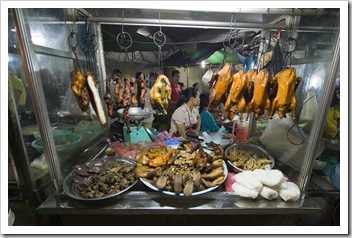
8;6;341;226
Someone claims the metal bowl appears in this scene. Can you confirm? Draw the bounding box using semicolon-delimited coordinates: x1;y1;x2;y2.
63;157;138;201
224;142;275;173
117;107;153;121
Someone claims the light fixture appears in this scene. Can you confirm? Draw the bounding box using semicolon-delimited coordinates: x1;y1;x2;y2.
201;60;206;68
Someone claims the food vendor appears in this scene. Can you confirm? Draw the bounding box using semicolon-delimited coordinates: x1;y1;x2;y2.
169;87;200;138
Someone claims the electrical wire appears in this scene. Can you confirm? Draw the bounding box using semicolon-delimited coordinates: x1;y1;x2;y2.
286;92;316;145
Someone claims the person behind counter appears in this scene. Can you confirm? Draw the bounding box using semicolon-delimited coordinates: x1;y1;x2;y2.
192;82;202;94
169;87;201;138
199;93;221;133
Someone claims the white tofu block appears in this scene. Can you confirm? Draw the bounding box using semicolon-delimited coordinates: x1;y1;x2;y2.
233;171;263;191
259;185;279;200
279;182;301;202
232;182;259;199
253;169;285;187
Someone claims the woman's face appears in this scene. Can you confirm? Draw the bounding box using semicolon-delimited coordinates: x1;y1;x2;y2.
191;91;200;106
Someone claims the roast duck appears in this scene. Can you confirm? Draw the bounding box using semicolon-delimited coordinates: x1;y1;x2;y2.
269;67;301;120
71;69;107;125
207;62;233;112
208;66;301;121
149;75;172;116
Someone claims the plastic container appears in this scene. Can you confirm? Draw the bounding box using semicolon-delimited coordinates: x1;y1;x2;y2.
236;120;249;141
31;134;82;154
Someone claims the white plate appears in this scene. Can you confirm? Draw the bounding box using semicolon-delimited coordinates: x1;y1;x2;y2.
140;160;228;196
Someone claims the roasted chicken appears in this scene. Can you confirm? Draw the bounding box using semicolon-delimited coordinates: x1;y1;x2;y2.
138;73;146;109
86;72;107;125
242;69;257;104
71;68;89;112
114;75;124;106
103;76;113;117
122;77;131;133
223;70;248;120
130;77;138;107
269;67;301;119
207;63;233;112
149;75;171;115
246;68;271;120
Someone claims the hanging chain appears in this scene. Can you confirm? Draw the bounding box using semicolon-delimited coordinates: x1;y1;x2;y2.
153;11;166;75
79;19;98;75
282;19;297;68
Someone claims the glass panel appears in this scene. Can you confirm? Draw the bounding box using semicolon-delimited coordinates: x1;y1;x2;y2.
8;13;49;184
18;8;107;188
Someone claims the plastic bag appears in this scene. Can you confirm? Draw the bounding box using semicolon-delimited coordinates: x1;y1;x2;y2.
259;114;324;171
202;69;213;85
300;91;318;123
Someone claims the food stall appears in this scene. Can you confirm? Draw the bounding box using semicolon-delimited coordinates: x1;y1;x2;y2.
6;4;344;231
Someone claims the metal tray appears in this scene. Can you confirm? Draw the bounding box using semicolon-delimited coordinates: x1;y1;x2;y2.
63;157;138;201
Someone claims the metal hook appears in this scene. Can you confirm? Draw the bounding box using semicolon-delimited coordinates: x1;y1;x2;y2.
116;9;133;50
116;31;133;50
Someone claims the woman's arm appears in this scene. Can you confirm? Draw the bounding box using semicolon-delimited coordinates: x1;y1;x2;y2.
195;114;201;132
175;123;187;138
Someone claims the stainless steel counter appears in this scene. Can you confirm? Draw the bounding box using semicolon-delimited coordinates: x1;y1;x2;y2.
37;182;321;216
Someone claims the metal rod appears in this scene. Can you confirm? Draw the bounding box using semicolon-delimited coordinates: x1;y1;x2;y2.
128;7;321;16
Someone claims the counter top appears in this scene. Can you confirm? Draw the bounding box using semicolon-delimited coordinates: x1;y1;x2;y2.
37;182;321;216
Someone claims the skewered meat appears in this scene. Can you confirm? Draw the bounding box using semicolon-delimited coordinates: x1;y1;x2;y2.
242;69;257;104
208;63;233;112
122;77;131;133
269;67;302;119
138;73;146;109
71;68;89;111
246;68;271;120
103;76;113;117
130;77;138;106
223;70;248;120
149;75;171;115
86;72;107;125
113;75;124;106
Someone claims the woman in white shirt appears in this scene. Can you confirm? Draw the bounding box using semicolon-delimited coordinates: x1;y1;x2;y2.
169;87;201;138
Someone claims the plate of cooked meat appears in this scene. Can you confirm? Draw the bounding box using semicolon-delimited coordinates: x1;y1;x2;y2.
135;144;228;197
63;157;138;201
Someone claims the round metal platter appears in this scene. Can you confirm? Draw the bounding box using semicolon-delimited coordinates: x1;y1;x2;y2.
224;142;275;173
140;160;228;196
63;157;138;201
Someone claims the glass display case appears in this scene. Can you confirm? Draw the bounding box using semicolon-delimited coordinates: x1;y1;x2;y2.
6;5;344;228
8;8;108;208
